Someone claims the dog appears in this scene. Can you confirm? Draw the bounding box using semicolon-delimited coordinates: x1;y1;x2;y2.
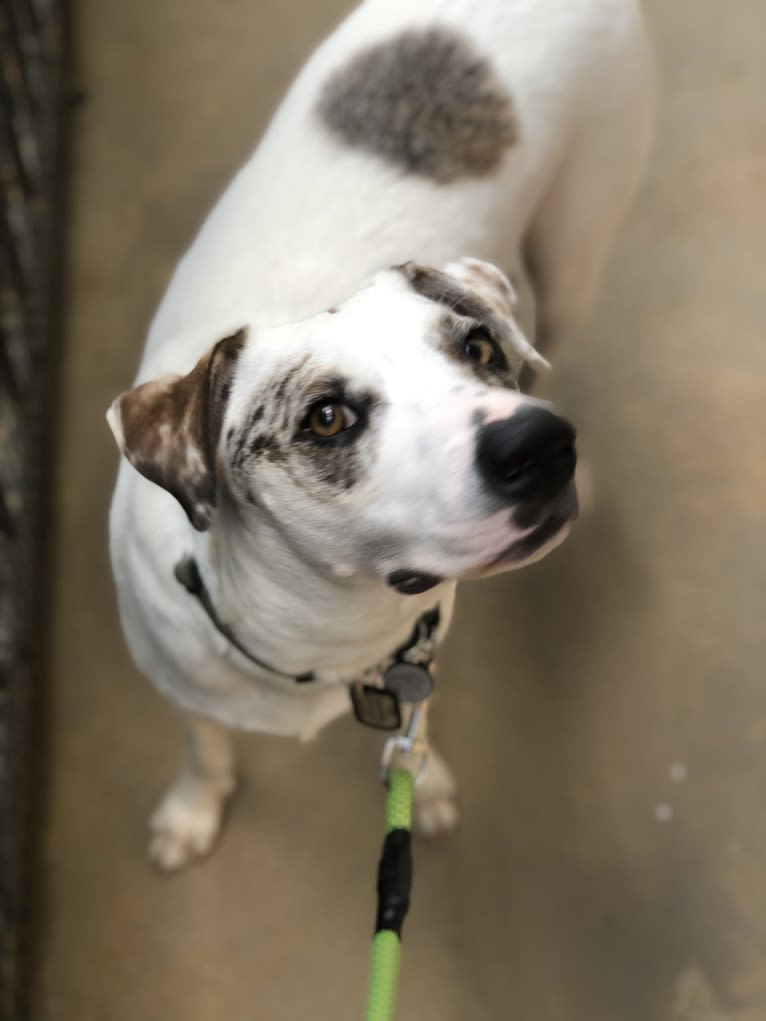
107;0;654;871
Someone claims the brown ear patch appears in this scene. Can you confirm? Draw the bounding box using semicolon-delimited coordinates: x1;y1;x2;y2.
398;260;548;376
316;28;516;183
108;328;247;530
397;261;498;322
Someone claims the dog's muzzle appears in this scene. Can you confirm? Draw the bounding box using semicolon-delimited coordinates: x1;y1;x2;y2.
385;407;578;593
476;406;576;505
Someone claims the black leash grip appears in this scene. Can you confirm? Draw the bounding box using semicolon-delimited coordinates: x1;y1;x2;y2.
374;828;412;936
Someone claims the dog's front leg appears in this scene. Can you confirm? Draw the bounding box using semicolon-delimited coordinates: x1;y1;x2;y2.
149;711;236;871
408;705;459;838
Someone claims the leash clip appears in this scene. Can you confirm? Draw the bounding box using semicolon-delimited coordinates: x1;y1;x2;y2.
380;704;429;783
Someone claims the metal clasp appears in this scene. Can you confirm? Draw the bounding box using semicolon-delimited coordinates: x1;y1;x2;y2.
380;703;429;782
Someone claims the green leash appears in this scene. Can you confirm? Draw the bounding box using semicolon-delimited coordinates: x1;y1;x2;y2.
365;769;414;1021
364;702;429;1021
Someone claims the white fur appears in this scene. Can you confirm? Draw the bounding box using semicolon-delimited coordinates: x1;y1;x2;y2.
108;0;654;869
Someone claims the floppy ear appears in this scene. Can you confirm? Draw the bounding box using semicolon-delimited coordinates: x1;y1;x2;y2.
400;257;549;371
106;327;247;530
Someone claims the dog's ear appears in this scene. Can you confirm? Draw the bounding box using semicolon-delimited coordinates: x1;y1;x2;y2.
400;257;548;371
106;327;247;531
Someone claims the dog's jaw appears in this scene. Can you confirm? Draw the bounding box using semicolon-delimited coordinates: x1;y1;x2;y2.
198;491;455;684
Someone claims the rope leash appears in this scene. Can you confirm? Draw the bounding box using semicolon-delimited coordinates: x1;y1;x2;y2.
364;704;429;1021
365;769;413;1021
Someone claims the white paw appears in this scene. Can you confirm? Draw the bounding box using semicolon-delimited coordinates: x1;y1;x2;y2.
412;749;459;837
413;791;460;837
148;779;233;872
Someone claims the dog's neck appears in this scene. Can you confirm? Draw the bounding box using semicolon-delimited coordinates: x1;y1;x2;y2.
188;497;451;682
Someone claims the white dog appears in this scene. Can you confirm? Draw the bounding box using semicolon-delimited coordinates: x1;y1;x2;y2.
107;0;654;871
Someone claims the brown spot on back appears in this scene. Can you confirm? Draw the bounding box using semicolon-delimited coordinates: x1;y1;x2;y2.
316;28;516;183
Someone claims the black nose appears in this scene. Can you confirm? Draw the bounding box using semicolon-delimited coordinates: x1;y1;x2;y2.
476;406;577;502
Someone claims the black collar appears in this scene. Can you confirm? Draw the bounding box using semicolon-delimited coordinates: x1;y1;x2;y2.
173;555;440;687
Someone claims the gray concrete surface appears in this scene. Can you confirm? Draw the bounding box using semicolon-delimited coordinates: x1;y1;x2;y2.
33;2;766;1019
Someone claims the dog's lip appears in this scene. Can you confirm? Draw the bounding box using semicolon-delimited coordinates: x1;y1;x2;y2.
381;486;578;588
386;569;444;595
479;485;579;571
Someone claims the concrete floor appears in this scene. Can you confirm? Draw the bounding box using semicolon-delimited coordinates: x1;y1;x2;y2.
34;2;766;1019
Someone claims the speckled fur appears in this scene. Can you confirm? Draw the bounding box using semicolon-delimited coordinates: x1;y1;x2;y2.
110;328;246;530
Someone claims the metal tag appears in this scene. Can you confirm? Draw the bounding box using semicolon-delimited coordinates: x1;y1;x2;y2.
350;684;402;731
383;662;434;705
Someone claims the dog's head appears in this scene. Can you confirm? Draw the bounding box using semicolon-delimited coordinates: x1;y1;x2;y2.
108;258;577;592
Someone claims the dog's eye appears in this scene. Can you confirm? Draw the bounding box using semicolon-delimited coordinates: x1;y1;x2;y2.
303;400;358;440
463;328;504;369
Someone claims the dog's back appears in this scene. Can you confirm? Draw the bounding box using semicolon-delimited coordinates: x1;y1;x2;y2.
138;0;653;379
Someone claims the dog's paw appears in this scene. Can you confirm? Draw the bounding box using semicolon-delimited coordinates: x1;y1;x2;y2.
412;748;459;837
413;791;459;837
148;779;233;872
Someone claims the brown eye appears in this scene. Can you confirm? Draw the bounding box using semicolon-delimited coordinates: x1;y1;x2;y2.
464;329;501;368
304;400;358;439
